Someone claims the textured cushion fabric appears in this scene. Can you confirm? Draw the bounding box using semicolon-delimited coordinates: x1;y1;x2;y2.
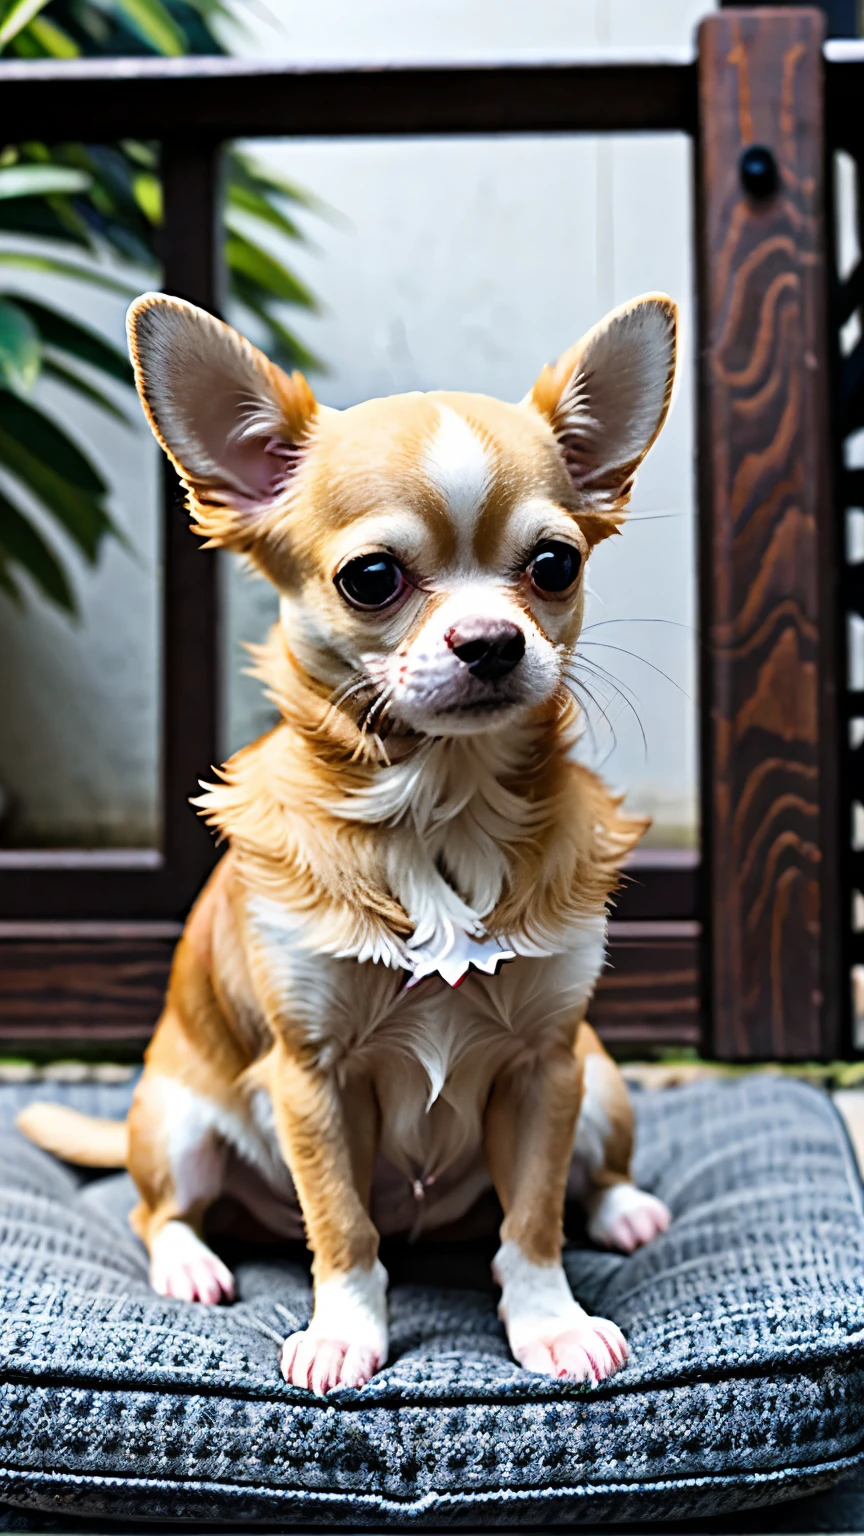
0;1076;863;1528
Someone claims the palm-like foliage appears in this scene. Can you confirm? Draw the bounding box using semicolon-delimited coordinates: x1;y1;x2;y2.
0;0;319;612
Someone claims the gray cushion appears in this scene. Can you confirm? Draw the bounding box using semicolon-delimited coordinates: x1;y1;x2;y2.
0;1076;863;1528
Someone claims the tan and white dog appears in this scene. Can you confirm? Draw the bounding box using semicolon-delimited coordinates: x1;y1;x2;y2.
19;290;676;1396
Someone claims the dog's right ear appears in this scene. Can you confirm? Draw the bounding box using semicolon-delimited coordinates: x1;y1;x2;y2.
127;293;318;550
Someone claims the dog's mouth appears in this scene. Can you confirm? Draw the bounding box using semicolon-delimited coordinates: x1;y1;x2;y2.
389;686;529;739
437;696;513;715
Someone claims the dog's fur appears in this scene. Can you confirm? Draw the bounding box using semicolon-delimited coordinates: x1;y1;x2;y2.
18;291;676;1394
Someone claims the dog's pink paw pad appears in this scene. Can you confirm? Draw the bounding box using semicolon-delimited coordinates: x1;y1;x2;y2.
280;1331;381;1394
588;1186;671;1254
515;1314;628;1384
150;1221;235;1305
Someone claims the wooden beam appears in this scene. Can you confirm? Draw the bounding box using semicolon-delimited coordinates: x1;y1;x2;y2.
696;8;838;1058
0;924;701;1058
159;141;224;902
0;933;177;1055
592;923;704;1052
0;56;697;143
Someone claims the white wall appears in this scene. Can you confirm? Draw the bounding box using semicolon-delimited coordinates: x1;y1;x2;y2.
0;270;161;847
0;0;711;848
222;0;709;58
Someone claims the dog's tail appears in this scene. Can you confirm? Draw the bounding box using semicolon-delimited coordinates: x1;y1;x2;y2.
16;1103;128;1168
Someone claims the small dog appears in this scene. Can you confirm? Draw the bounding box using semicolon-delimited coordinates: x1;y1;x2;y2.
19;290;676;1395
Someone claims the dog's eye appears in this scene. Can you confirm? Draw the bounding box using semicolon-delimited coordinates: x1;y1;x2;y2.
336;553;407;611
528;540;582;596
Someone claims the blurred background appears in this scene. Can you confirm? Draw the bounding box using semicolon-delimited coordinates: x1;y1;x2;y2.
3;0;854;862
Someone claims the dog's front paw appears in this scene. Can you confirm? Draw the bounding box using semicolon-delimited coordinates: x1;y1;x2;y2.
511;1310;628;1383
494;1241;628;1385
587;1183;671;1253
280;1331;383;1394
150;1221;235;1305
280;1260;388;1395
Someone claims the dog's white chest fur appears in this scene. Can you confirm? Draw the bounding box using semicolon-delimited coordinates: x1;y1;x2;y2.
249;905;606;1190
328;732;576;976
247;728;608;1192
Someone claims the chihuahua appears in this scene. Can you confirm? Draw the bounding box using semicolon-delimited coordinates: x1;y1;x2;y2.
19;290;675;1395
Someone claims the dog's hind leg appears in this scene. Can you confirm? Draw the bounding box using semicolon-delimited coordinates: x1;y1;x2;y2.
127;1050;236;1306
574;1023;671;1253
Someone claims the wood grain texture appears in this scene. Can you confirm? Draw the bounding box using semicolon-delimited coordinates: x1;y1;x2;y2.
0;927;701;1058
697;8;835;1059
0;938;175;1054
592;924;703;1051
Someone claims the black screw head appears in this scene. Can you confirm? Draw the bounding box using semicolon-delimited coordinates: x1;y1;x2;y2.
740;144;778;200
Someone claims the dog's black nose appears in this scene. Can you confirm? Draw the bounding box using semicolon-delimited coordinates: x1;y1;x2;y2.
445;617;526;681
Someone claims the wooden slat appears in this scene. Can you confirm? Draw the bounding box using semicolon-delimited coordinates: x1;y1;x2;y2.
0;56;697;142
697;9;837;1059
159;140;223;901
614;850;699;921
0;926;701;1057
0;938;176;1053
0;856;697;925
592;924;703;1051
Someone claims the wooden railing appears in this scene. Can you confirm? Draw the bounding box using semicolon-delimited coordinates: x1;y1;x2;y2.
0;9;853;1061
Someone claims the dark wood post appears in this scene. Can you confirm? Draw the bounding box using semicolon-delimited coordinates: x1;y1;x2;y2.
697;8;839;1058
158;140;224;902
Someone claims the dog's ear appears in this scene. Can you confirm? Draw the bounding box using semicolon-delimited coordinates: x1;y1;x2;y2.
127;293;318;550
527;294;677;544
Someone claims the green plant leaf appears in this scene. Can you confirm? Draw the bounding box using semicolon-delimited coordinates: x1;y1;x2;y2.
0;197;91;246
226;185;302;244
84;144;154;230
94;215;154;266
111;0;185;53
177;0;232;22
0;552;22;603
0;0;51;48
120;140;157;170
42;355;134;423
230;150;330;215
9;21;48;52
13;298;134;386
0;296;41;393
0;488;76;610
17;142;51;165
0;421;112;562
0;252;139;296
1;389;107;495
27;14;80;54
0;0;324;618
0;164;92;199
235;289;322;374
131;171;162;225
225;234;317;310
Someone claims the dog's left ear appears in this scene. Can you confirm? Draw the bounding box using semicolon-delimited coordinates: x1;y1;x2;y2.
527;294;677;543
127;292;318;550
